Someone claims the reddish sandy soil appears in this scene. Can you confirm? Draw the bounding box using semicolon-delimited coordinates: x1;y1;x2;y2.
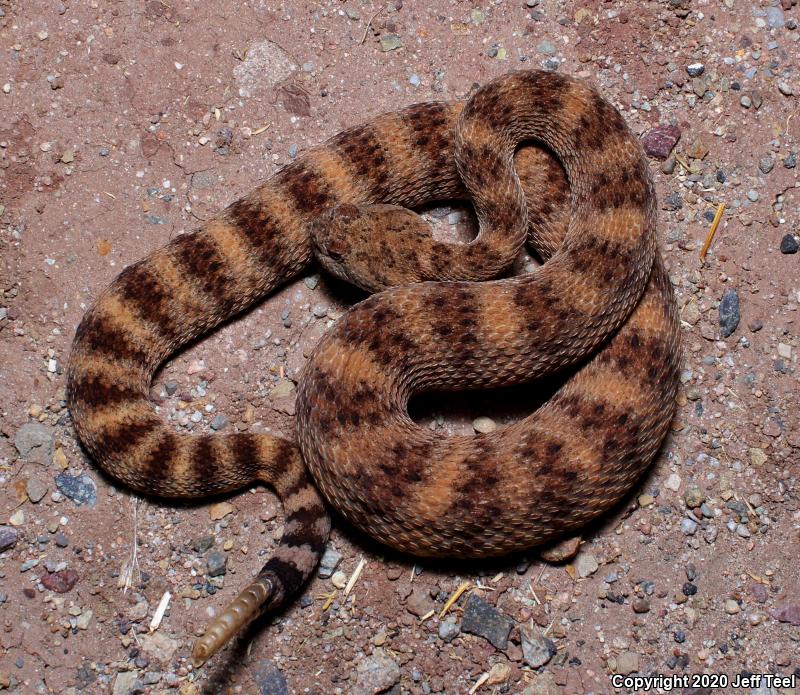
1;1;799;694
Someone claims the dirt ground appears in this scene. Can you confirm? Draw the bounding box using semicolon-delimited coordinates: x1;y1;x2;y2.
1;0;799;694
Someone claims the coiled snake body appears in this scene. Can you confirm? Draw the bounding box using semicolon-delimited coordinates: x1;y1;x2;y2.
65;71;680;665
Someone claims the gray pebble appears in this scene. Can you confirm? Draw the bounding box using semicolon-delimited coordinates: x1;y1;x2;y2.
55;532;69;548
777;81;794;96
206;549;228;577
312;303;328;318
765;5;785;28
719;288;740;338
681;518;698;535
536;39;555;54
14;423;54;464
304;275;320;290
26;478;48;503
740;95;752;108
55;473;97;507
252;659;290;695
354;649;400;695
746;189;759;202
210;414;229;431
736;524;751;538
758;156;774;174
288;144;298;158
686;62;705;77
520;627;556;668
0;526;18;552
164;381;178;396
20;559;39;572
438;617;460;642
784;152;797;169
460;593;514;649
318;547;342;578
409;73;420;86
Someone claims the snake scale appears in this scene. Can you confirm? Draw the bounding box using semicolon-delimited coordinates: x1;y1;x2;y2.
65;71;680;666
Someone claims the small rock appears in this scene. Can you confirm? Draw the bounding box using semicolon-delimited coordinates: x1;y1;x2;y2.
520;627;556;668
26;477;48;503
616;651;639;675
664;473;682;491
252;659;289;695
522;672;562;695
771;603;800;626
641;124;681;159
748;319;763;333
209;414;228;431
0;526;18;551
438;617;460;642
318;547;342;578
777;81;794;96
14;423;54;464
684;486;704;508
303;275;320;290
353;648;400;695
460;593;514;649
9;510;24;526
724;599;740;614
55;473;97;507
206;550;227;577
765;5;786;28
686;62;705;77
681;518;698;536
76;610;93;630
42;568;79;593
779;234;798;254
379;35;403;52
112;671;143;695
540;535;581;562
472;416;496;433
331;571;347;589
777;343;792;359
209;502;234;520
632;596;650;613
536;39;556;54
406;587;433;617
746;189;759;202
718;288;740;338
740;95;752;108
164;381;178;396
141;632;180;662
758;156;774;174
311;303;328;318
574;551;599;578
784;152;797;169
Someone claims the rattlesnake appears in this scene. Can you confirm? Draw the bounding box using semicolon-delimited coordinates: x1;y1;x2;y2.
65;70;680;666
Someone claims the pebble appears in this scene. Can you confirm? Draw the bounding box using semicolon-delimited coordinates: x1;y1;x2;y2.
353;648;400;695
303;275;320;290
540;535;581;562
758;156;774;174
312;303;328;318
55;473;97;507
20;559;39;572
684;486;704;508
406;587;433;617
779;234;798;254
252;659;290;695
409;73;420;87
536;39;556;54
26;478;48;503
740;95;752;108
0;526;18;552
686;62;705;77
724;599;741;614
681;518;698;535
522;672;562;695
770;603;800;626
14;423;54;464
438;617;460;642
460;593;514;649
520;627;556;668
331;570;347;589
641;124;681;159
574;551;599;578
42;569;79;593
209;501;234;520
209;414;229;431
472;416;497;433
164;381;178;396
746;189;759;202
615;651;639;676
632;596;650;613
379;35;403;52
784;152;797;168
112;671;142;695
718;288;740;338
765;5;785;28
318;547;342;578
664;473;681;491
9;510;24;526
682;582;698;596
206;550;227;577
777;81;794;96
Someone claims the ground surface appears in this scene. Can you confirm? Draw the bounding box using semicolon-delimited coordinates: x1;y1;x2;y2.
1;1;799;694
